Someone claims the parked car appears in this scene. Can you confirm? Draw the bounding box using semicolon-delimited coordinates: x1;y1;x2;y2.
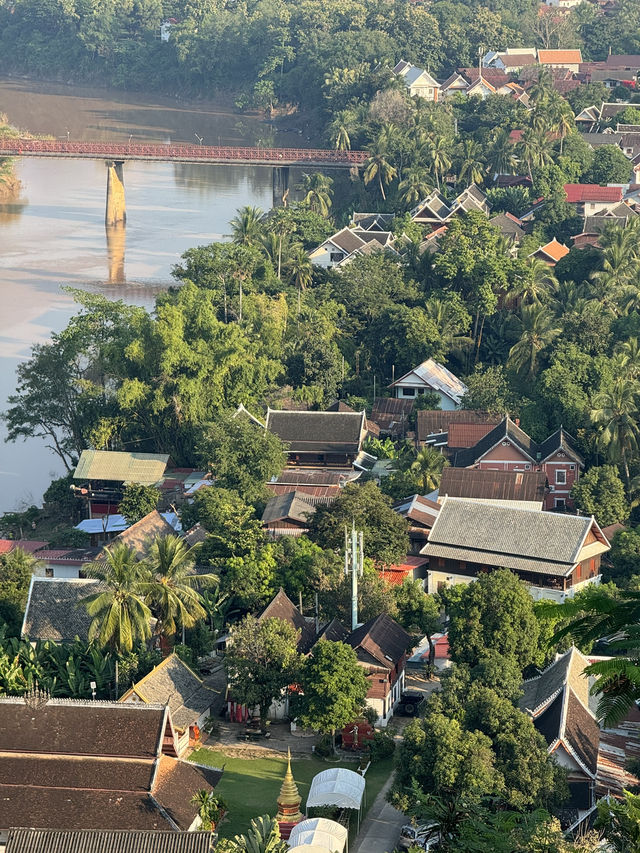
398;822;439;850
396;692;425;717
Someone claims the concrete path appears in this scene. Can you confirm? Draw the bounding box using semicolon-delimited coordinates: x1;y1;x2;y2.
352;774;406;853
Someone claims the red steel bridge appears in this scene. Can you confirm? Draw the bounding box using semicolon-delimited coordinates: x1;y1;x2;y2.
0;137;368;168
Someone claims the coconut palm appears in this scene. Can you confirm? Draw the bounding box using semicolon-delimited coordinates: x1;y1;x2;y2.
363;151;397;201
268;208;295;279
146;535;216;641
615;338;640;378
517;129;552;182
591;378;640;490
456;139;485;186
329;109;353;150
424;296;473;358
545;585;640;726
486;128;517;178
230;206;264;246
409;446;447;493
509;259;557;306
82;543;152;654
398;167;431;206
298;173;333;217
553;106;574;154
287;244;313;312
507;304;561;379
591;226;639;296
424;134;452;190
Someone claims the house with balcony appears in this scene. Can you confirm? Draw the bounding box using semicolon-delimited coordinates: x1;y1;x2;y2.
421;497;610;601
72;450;169;517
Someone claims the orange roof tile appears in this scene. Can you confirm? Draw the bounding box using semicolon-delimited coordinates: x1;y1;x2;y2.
538;49;582;64
536;238;570;262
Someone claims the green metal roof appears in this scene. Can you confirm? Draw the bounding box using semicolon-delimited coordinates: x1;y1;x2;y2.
73;450;169;485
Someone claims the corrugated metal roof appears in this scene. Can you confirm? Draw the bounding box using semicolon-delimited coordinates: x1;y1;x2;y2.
74;451;169;485
439;467;547;503
6;830;213;853
389;358;468;404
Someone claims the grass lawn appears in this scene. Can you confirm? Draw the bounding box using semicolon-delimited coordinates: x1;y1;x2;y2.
190;747;394;839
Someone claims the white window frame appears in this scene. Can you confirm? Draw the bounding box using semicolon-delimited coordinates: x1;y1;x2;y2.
556;469;567;485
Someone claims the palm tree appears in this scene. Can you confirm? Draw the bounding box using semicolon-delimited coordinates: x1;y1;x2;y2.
456;139;485;186
591;378;640;490
509;259;557;306
424;134;451;190
82;544;152;654
191;790;226;831
424;296;473;358
553;106;574;154
517;128;552;182
268;208;294;279
507;304;560;379
145;535;216;642
410;447;447;494
329;109;354;150
398;167;431;206
591;226;639;296
298;173;333;217
486;128;517;178
545;585;640;726
287;244;313;312
528;67;553;106
230;206;264;246
363;151;397;201
615;338;640;378
230;815;287;853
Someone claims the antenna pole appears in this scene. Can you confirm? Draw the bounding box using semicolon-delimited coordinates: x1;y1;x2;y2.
351;522;358;632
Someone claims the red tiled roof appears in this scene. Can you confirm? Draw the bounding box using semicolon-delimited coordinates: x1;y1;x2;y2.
447;422;499;448
564;183;624;203
0;539;48;555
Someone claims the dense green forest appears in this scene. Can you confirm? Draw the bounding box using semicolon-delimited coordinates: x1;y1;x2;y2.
0;0;639;121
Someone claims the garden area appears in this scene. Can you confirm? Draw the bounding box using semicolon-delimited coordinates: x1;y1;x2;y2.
190;747;394;839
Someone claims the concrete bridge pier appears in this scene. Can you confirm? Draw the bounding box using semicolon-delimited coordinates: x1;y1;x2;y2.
106;221;126;284
272;165;290;208
105;160;126;226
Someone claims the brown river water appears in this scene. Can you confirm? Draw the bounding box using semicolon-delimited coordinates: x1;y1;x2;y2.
0;78;308;512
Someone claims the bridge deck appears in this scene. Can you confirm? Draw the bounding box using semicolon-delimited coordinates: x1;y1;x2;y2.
0;138;367;168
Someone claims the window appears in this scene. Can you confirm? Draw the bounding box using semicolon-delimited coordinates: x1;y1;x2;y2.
556;469;567;485
555;497;566;509
329;251;344;262
401;387;416;397
45;567;54;578
437;581;446;593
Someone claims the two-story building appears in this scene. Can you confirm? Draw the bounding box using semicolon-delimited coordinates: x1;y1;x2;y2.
345;614;412;727
265;408;370;469
452;416;583;510
421;497;610;601
393;60;441;100
388;359;468;409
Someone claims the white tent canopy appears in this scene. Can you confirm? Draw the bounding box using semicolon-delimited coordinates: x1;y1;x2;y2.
288;847;335;853
306;768;366;812
288;818;348;852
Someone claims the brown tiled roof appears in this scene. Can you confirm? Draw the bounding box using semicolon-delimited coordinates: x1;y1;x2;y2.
6;830;213;853
0;755;154;791
328;227;367;255
520;647;600;778
0;699;165;758
439;467;546;504
152;756;222;830
259;588;317;652
316;619;349;643
370;397;414;431
393;495;440;528
110;511;175;559
0;787;170;832
447;422;501;449
346;613;411;669
452;416;536;467
416;410;501;443
265;410;365;454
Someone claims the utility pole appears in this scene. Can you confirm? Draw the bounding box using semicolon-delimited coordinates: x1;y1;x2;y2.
344;523;364;631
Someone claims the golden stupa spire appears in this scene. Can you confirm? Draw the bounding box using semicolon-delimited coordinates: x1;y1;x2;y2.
276;748;304;824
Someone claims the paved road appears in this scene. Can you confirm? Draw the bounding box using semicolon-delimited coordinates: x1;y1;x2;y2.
352;774;406;853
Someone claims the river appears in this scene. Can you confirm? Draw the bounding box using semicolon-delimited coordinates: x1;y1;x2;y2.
0;78;308;514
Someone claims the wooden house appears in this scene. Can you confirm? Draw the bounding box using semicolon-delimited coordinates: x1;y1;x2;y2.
421;497;610;601
265;409;369;468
